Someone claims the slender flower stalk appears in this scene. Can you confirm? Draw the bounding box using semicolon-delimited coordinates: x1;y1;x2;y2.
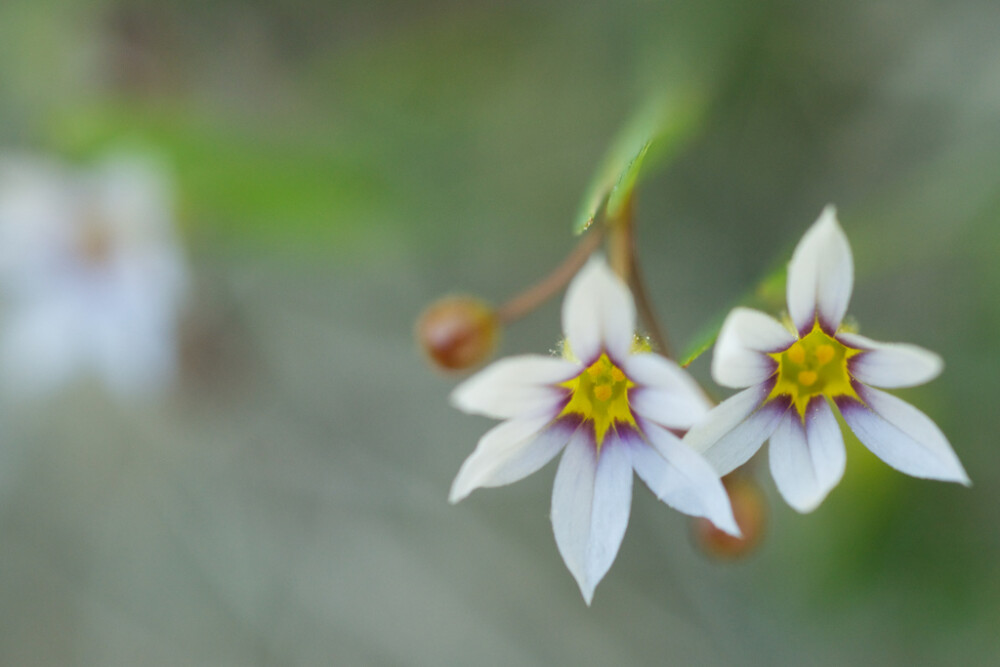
496;226;604;325
450;257;737;603
608;195;672;358
683;206;968;512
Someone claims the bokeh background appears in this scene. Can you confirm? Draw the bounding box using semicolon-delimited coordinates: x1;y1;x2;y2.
0;0;998;664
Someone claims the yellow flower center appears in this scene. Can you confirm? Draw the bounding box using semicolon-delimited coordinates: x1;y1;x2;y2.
559;353;636;448
768;322;860;417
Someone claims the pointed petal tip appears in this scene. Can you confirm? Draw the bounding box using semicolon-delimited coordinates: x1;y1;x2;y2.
710;491;742;538
583;252;610;272
717;514;742;539
948;464;972;487
564;554;598;605
447;385;468;411
926;443;972;486
448;479;470;504
579;582;596;606
907;458;971;486
448;376;481;413
929;351;945;377
814;205;849;251
573;253;618;289
814;204;847;242
804;205;843;242
787;496;824;514
817;203;839;226
915;462;970;487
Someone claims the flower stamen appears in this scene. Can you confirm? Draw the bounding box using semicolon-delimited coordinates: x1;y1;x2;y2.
559;353;636;448
787;342;806;365
815;344;835;365
769;322;860;417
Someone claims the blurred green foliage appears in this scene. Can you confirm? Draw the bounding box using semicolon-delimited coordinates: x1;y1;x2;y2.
573;91;706;235
47;102;387;245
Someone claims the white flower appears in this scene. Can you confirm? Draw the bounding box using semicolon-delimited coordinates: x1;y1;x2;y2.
0;152;187;400
684;206;969;513
450;257;738;604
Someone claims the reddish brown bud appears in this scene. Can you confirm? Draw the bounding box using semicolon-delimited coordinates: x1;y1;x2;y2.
416;296;499;371
693;474;767;559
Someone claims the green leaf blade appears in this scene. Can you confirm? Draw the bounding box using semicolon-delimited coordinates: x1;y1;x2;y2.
679;264;789;368
572;90;706;234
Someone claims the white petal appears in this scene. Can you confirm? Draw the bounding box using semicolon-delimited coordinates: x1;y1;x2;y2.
839;332;944;389
624;353;712;429
629;422;739;536
449;417;574;503
561;256;636;364
839;387;969;485
712;307;793;389
551;432;633;605
91;301;177;398
683;383;788;475
450;354;579;419
768;399;846;513
628;388;709;431
786;205;854;335
0;299;82;398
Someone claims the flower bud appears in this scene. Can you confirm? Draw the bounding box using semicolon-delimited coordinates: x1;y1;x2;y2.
416;296;498;371
693;474;766;559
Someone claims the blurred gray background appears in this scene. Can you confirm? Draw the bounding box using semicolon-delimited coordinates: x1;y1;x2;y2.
0;0;998;664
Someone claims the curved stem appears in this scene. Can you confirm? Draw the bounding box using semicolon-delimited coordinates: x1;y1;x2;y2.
496;226;604;324
609;198;633;280
613;196;674;358
629;244;673;359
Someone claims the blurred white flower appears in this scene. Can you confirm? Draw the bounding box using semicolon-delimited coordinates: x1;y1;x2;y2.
450;257;737;604
684;206;969;512
0;152;187;400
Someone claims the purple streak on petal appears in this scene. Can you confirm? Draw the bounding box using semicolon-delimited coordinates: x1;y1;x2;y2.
682;379;787;476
